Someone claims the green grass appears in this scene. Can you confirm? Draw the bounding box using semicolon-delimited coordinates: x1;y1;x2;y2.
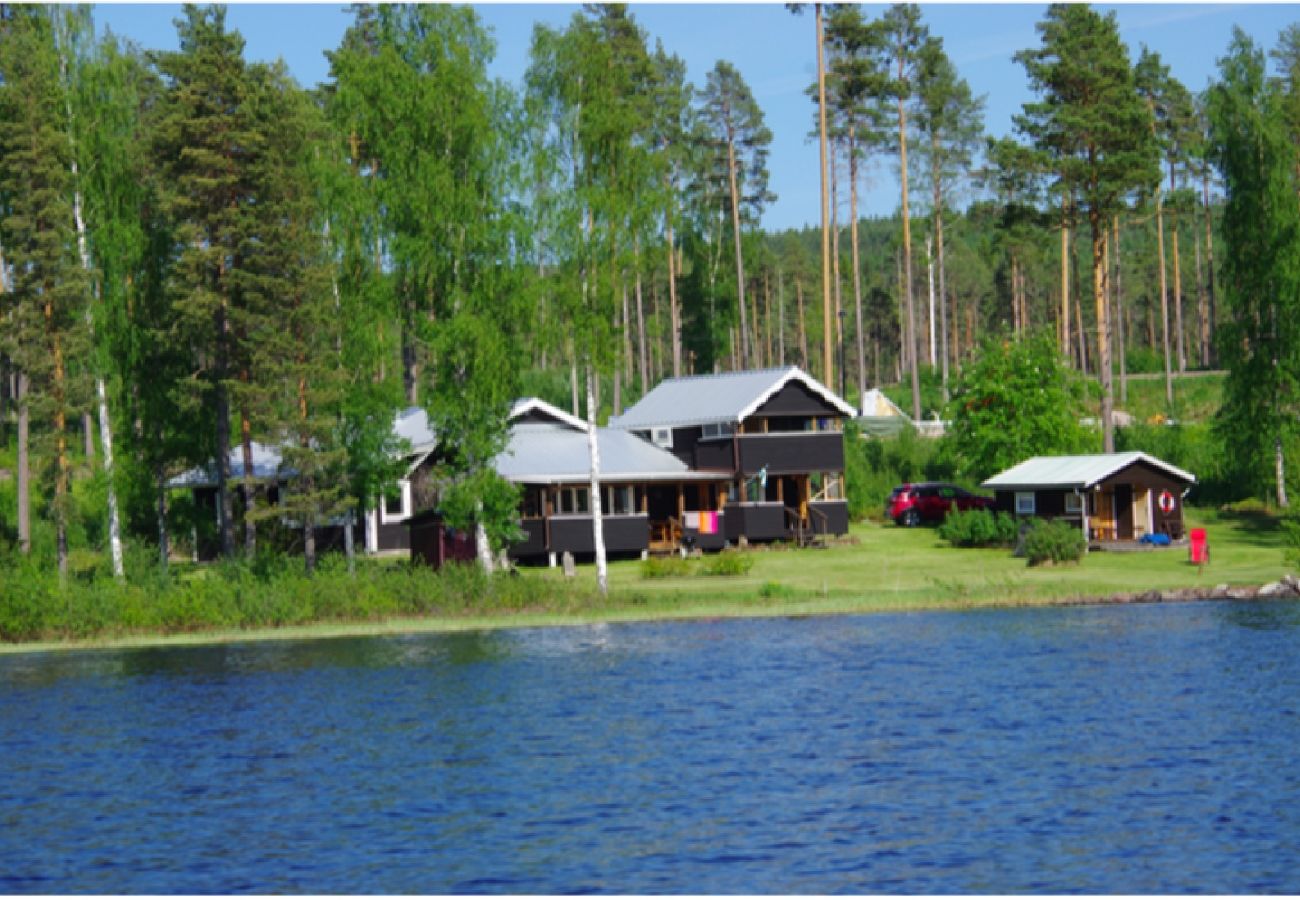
571;507;1288;612
1110;371;1225;424
2;506;1291;653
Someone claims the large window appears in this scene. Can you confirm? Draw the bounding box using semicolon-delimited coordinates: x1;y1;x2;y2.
557;486;589;514
1015;492;1036;516
700;422;734;440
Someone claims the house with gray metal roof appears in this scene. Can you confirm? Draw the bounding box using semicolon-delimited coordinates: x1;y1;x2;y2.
611;366;855;544
983;452;1196;543
401;395;733;565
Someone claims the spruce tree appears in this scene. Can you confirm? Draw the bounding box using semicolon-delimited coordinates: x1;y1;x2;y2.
0;4;91;578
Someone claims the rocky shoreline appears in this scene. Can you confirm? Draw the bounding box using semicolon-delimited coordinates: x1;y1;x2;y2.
1077;574;1300;606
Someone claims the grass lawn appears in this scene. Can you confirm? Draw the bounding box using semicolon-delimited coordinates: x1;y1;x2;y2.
517;505;1290;621
4;507;1291;655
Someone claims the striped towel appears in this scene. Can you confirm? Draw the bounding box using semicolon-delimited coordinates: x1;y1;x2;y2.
699;511;718;534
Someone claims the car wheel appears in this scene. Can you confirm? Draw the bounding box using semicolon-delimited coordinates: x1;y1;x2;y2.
901;509;921;527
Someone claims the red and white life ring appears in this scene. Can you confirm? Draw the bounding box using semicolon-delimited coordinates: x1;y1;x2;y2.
1158;490;1176;514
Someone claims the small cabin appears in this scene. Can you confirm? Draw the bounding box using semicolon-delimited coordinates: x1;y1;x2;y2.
982;452;1196;543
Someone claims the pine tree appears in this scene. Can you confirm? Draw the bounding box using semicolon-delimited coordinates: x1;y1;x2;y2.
698;60;773;371
823;5;888;404
150;4;266;559
1015;3;1159;453
879;3;928;421
913;35;984;401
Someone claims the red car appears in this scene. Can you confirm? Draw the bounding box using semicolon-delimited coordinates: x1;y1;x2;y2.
887;482;995;526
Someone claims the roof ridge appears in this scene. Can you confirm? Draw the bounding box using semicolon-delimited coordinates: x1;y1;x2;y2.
651;365;797;385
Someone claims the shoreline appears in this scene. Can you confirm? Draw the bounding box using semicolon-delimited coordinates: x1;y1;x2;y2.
4;575;1297;658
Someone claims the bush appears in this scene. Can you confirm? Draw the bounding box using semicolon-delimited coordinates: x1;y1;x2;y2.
698;551;754;576
758;581;797;599
938;508;1019;548
1022;518;1086;566
640;555;692;579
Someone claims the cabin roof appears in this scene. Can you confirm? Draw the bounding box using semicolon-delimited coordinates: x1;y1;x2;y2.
393;406;437;455
610;366;855;430
494;423;727;485
167;441;286;489
982;452;1196;491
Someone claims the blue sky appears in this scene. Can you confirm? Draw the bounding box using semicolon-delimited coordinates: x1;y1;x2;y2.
94;3;1300;232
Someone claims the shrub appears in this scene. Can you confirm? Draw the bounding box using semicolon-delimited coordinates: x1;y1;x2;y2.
1022;518;1086;566
758;581;797;599
698;551;754;576
939;508;1019;548
641;555;692;579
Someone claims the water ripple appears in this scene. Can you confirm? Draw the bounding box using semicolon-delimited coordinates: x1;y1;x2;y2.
2;601;1300;891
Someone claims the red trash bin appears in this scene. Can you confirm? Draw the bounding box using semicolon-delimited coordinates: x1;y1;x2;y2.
1189;528;1209;565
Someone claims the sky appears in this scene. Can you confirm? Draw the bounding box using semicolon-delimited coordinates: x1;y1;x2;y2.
93;2;1300;232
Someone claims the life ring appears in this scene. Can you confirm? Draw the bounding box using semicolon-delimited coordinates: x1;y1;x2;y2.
1158;490;1176;514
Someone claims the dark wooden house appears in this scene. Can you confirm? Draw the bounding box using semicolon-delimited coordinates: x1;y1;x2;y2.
611;366;856;543
492;399;731;563
982;452;1196;543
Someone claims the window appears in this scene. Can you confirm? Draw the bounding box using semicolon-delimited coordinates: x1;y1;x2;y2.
813;473;844;501
380;481;410;524
557;486;589;514
1015;492;1036;516
1064;492;1083;514
603;484;636;515
652;427;673;449
521;487;544;518
700;422;734;440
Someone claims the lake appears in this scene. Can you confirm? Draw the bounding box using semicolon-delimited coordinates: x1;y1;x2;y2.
3;600;1299;893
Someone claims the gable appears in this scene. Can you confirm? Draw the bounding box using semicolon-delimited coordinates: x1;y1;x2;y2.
513;408;572;427
752;380;843;419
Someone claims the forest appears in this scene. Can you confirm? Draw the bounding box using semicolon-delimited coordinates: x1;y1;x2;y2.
2;2;1300;587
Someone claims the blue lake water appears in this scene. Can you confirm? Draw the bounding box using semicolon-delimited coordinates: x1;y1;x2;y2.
3;600;1300;893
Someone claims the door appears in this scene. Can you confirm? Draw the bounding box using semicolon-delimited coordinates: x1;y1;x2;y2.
1095;491;1115;540
1114;484;1134;539
1132;488;1151;538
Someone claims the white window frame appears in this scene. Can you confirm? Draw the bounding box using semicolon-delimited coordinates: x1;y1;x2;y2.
1015;491;1036;516
700;422;734;441
1064;492;1083;515
651;427;673;449
379;479;412;525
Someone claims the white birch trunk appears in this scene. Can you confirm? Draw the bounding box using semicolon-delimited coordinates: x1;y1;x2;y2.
586;367;607;595
475;500;495;574
926;233;936;367
1277;436;1289;510
60;40;124;579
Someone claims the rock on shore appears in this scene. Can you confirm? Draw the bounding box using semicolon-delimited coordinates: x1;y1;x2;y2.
1085;574;1300;606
